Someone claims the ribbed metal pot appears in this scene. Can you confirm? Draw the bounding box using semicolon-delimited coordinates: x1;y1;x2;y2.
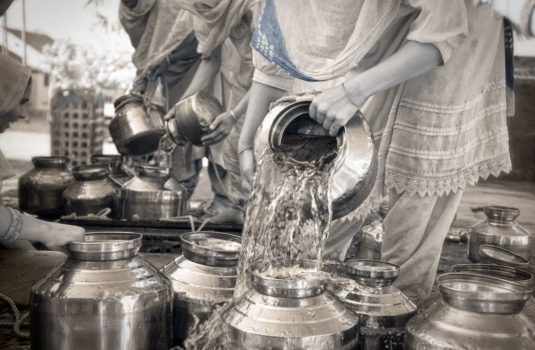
162;231;241;346
121;165;187;221
468;206;531;262
18;156;73;219
404;273;535;349
30;232;173;350
221;261;360;349
63;164;117;217
327;260;417;350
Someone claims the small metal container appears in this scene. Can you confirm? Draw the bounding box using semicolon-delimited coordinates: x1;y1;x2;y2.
479;244;531;269
30;232;173;350
18;156;73;219
468;206;531;262
162;231;241;346
109;94;165;156
63;164;117;217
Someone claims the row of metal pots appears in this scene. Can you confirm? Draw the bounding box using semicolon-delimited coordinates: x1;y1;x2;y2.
29;231;535;350
18;155;187;221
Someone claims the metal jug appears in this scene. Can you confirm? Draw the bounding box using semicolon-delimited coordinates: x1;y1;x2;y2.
468;206;531;262
63;164;117;217
121;165;187;221
404;272;535;349
162;231;241;345
18;156;73;219
221;260;360;349
30;232;173;350
254;97;377;219
327;260;416;350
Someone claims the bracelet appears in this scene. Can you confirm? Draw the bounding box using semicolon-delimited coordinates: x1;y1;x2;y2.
1;207;23;243
230;109;239;122
238;145;253;155
341;82;361;108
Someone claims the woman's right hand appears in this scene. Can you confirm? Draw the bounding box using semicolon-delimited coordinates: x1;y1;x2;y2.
20;215;85;250
239;148;255;193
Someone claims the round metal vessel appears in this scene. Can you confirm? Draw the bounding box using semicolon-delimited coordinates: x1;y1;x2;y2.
90;153;133;187
479;244;531;269
404;273;535;349
221;261;360;349
109;94;165;156
162;231;241;346
468;206;531;262
328;260;417;350
255;97;377;220
30;232;173;350
121;165;187;221
18;156;73;219
452;264;533;288
63;164;117;217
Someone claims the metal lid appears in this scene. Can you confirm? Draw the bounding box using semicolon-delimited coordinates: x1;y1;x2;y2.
250;260;326;298
479;244;530;269
484;206;520;222
438;272;532;314
68;232;142;261
452;264;533;288
72;164;109;181
32;156;68;169
341;259;400;287
180;231;241;267
113;94;143;110
135;165;170;178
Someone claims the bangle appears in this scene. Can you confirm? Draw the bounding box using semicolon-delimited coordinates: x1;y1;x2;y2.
1;207;23;243
341;82;361;108
230;109;239;122
238;145;253;155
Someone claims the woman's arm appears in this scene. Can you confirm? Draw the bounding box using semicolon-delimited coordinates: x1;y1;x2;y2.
180;46;223;99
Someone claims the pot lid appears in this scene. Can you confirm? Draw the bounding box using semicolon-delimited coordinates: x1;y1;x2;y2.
479;244;530;268
32;156;69;169
452;264;533;288
484;206;520;222
72;164;109;181
68;232;142;261
180;231;241;267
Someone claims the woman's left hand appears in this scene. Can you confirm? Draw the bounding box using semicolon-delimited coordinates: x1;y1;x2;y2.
309;84;364;137
202;111;236;145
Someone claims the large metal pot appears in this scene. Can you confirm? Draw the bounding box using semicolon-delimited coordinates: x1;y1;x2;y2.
162;231;241;346
63;164;117;217
328;260;417;350
404;272;535;349
30;232;173;350
221;260;360;349
109;94;165;156
468;206;531;262
121;165;187;221
18;156;73;219
254;97;377;220
165;91;223;146
90;153;133;187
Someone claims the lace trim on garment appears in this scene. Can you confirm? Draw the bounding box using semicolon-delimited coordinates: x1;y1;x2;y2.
384;153;512;197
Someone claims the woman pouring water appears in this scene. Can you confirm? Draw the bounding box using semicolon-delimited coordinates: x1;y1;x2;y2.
239;0;513;303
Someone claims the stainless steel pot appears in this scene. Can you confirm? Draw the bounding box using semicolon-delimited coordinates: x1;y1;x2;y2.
121;165;187;220
254;97;377;220
162;231;241;346
109;94;165;156
468;206;531;262
328;260;417;350
90;153;133;187
63;164;117;217
479;244;531;269
404;272;535;349
165;91;223;146
221;260;360;349
18;156;73;219
30;232;173;350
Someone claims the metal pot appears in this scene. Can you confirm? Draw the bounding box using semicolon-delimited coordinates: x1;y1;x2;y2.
165;91;223;146
90;153;133;187
254;97;377;220
479;244;531;269
452;264;533;288
328;260;417;350
30;232;173;350
221;260;360;349
121;165;187;221
18;156;73;219
63;164;117;217
404;272;535;349
162;231;241;346
109;94;165;156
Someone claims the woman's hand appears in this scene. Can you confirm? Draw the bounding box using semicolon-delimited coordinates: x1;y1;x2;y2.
239;148;254;192
21;215;85;250
308;84;364;137
202;111;237;146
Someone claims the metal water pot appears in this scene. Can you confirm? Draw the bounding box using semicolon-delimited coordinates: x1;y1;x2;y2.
109;94;165;156
468;206;531;262
255;96;377;219
18;156;73;219
90;153;133;187
221;261;360;349
30;232;173;350
162;231;241;345
404;272;535;349
121;165;187;220
327;260;417;350
63;164;117;217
